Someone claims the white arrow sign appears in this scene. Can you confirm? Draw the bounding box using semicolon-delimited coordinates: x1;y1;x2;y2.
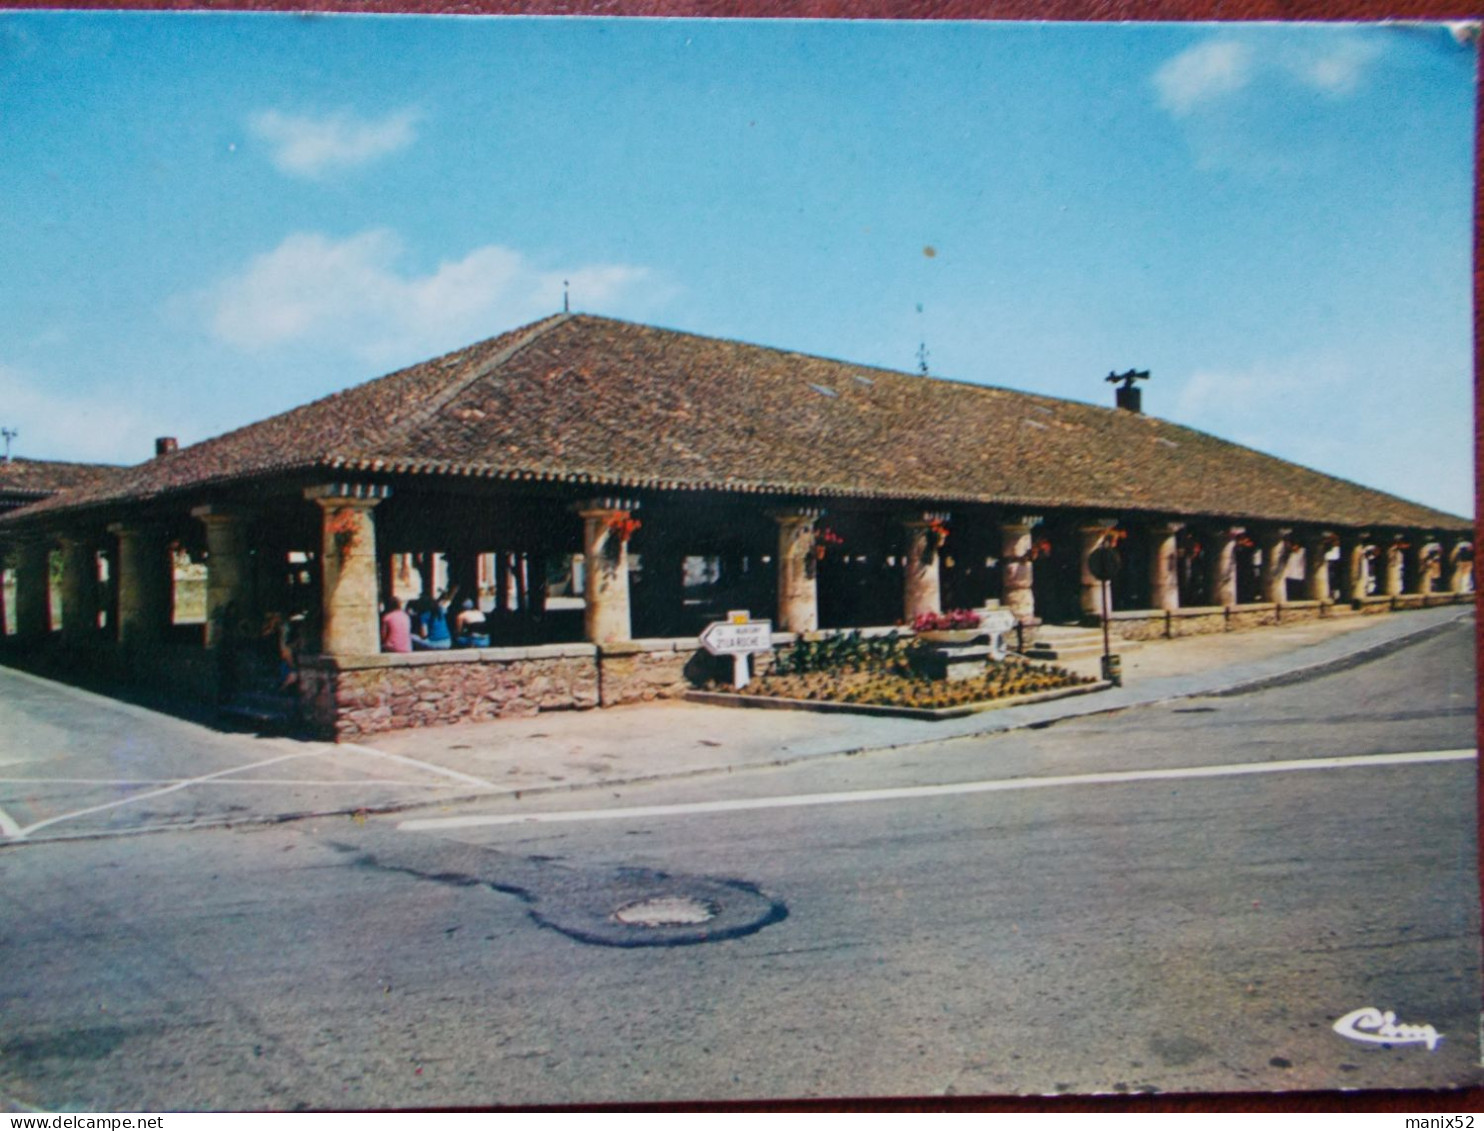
700;620;773;656
700;619;773;689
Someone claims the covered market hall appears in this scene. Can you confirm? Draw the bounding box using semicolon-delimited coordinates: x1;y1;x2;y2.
0;314;1472;739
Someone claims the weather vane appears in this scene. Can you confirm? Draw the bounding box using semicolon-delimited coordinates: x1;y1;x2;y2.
1;427;16;462
1105;368;1150;390
916;303;929;376
1106;369;1150;413
563;280;570;313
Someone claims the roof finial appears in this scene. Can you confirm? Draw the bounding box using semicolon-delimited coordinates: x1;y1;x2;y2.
1;427;16;463
563;280;570;314
915;303;929;376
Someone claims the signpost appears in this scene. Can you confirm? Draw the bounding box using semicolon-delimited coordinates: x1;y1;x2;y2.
1087;546;1122;686
700;613;774;689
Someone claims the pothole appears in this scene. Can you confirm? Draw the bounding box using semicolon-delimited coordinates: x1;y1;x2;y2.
611;896;718;927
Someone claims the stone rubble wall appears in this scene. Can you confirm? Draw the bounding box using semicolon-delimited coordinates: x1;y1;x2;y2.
301;644;601;740
1102;594;1468;643
1166;608;1228;638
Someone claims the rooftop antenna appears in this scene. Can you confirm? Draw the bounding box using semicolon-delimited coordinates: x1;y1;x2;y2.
563;280;570;314
915;303;930;376
1;427;16;463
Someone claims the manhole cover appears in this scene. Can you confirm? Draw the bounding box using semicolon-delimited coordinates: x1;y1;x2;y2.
611;896;718;927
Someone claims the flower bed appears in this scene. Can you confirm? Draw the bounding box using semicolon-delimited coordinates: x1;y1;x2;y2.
702;655;1093;710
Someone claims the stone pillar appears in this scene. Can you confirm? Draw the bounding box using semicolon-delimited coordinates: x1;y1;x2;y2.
901;512;948;623
769;507;821;635
306;484;391;657
999;516;1038;623
110;523;172;645
1449;541;1474;593
1207;527;1239;607
1382;538;1405;598
58;535;99;642
1302;533;1331;602
1148;522;1183;612
1078;519;1119;618
192;506;254;649
1339;534;1366;603
577;497;638;645
13;537;51;641
1258;528;1291;604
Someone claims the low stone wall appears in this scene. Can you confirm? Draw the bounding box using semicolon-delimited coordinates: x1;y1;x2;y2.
1275;599;1323;625
1106;598;1386;641
1167;607;1227;638
1357;596;1394;615
1226;603;1281;632
300;644;601;740
1106;610;1173;642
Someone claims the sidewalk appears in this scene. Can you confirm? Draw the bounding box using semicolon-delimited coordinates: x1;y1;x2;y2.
359;604;1475;800
2;604;1470;843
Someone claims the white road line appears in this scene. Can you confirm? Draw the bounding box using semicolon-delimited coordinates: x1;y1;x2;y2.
0;806;21;838
9;751;314;840
0;777;452;787
338;741;498;790
398;748;1477;832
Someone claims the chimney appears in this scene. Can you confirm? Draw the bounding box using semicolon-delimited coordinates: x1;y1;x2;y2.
1106;369;1150;413
155;437;178;457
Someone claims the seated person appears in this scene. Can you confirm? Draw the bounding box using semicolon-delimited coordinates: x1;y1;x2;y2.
454;598;489;648
411;587;456;650
381;596;413;654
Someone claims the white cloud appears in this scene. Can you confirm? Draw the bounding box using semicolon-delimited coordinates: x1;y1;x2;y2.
1281;38;1381;96
249;108;419;179
1153;40;1254;117
0;362;159;465
1168;353;1473;517
206;229;655;364
1154;35;1381;118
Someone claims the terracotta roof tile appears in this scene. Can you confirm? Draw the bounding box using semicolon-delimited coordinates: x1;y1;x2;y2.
2;315;1468;533
0;457;129;514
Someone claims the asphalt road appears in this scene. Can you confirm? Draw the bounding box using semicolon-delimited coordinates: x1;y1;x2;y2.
0;619;1478;1109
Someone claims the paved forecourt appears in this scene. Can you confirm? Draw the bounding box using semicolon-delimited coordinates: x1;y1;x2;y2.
0;604;1471;843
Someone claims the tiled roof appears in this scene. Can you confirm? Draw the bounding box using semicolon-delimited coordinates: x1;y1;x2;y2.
1;314;1469;532
0;457;128;513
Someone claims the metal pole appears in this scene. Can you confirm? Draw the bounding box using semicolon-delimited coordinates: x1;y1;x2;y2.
1101;578;1111;659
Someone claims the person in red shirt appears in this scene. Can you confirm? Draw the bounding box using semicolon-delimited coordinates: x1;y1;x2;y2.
381;596;413;654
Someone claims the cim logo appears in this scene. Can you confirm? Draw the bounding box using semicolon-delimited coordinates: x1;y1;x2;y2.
1332;1006;1442;1052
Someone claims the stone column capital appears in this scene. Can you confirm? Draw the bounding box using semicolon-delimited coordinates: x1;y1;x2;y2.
574;496;640;519
899;510;951;529
765;506;823;527
107;520;162;538
1148;519;1185;536
191;504;255;528
303;483;391;508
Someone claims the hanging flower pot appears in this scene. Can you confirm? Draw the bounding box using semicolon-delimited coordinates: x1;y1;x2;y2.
325;507;360;561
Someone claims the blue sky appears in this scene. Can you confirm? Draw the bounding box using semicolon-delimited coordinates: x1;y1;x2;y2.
0;13;1475;516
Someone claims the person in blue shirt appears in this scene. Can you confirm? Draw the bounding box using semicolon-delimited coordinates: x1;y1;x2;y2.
412;586;457;650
